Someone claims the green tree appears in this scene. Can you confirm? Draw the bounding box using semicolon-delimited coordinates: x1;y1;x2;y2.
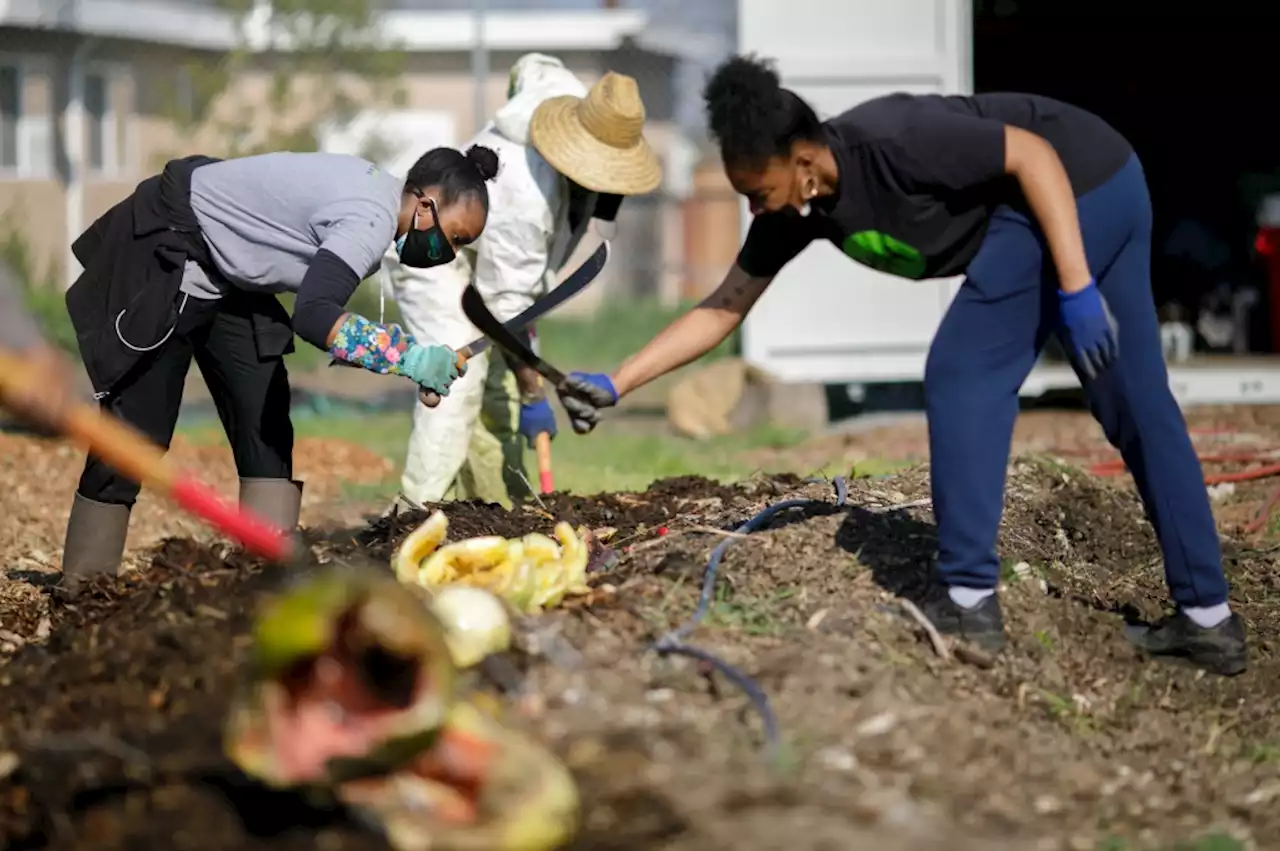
156;0;406;159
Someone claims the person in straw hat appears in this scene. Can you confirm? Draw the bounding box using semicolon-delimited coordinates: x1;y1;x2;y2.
383;57;661;510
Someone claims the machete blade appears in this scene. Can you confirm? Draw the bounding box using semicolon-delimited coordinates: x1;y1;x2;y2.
460;285;567;387
459;239;609;357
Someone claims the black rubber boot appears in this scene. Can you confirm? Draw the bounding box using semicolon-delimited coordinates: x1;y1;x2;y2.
921;587;1007;653
239;478;303;531
58;493;131;596
1124;610;1248;677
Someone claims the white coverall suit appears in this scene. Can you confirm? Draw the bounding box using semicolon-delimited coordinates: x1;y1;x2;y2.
384;55;591;508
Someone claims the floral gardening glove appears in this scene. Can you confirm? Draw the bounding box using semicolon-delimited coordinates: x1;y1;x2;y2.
1057;280;1119;380
328;314;464;397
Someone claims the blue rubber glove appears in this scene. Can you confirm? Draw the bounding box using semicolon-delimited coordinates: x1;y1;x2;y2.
399;343;465;397
557;372;618;434
518;397;557;446
1057;281;1119;380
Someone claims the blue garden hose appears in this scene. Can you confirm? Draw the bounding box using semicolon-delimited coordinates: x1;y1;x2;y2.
648;475;850;764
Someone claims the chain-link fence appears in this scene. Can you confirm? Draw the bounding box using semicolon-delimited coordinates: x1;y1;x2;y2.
0;0;739;335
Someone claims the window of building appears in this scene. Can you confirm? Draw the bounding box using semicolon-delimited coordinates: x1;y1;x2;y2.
85;70;109;173
0;58;53;180
0;64;20;171
85;65;129;176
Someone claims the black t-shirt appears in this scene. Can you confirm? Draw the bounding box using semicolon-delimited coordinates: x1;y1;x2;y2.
736;92;1134;281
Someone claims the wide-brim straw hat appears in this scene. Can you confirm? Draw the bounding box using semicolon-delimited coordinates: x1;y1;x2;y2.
529;71;663;196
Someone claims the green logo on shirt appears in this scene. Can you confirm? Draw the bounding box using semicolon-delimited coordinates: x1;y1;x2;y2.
842;231;926;279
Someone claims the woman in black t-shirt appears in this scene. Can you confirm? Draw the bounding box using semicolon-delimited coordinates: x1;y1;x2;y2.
556;54;1247;676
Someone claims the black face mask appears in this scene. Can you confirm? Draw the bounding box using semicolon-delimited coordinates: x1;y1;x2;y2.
395;197;456;269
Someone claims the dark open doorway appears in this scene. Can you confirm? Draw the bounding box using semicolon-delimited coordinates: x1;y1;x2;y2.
974;1;1280;351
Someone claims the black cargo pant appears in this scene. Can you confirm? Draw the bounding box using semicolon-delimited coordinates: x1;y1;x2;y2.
78;289;294;506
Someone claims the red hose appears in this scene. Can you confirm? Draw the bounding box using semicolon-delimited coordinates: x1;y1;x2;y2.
1087;453;1280;481
1204;463;1280;485
1074;432;1280;534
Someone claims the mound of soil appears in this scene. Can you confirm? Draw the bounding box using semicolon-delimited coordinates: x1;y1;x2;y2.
2;463;1278;851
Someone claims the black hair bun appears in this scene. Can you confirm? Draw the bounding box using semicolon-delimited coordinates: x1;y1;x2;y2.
703;53;785;139
465;145;500;182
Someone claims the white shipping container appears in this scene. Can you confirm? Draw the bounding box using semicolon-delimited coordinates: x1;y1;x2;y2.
735;0;1280;407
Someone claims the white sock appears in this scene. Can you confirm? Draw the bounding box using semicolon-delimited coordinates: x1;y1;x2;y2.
948;586;995;610
1183;603;1231;629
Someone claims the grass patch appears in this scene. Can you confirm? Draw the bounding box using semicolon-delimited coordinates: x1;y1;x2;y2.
176;410;820;497
280;293;732;377
1244;741;1280;764
180;409;412;456
526;424;804;495
848;457;914;478
706;585;797;636
538;297;738;374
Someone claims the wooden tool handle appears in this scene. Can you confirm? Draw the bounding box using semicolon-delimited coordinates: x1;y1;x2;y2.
534;431;554;494
0;352;295;562
419;349;472;409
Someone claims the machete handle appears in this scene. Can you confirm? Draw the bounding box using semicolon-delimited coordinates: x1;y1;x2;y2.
418;347;473;409
535;431;554;494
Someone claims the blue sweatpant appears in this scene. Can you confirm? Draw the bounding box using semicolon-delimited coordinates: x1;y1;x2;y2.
924;154;1229;608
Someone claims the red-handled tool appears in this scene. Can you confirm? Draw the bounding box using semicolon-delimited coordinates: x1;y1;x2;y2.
0;351;295;563
535;431;554;494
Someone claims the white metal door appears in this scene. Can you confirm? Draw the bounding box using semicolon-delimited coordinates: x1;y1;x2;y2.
737;0;973;384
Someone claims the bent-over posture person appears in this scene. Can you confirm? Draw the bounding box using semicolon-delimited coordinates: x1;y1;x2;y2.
556;54;1247;676
61;145;499;581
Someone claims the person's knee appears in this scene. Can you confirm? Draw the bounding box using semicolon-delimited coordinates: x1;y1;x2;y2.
223;361;294;476
1084;382;1126;446
924;337;981;412
227;410;293;479
1085;362;1179;450
923;332;958;397
231;417;293;478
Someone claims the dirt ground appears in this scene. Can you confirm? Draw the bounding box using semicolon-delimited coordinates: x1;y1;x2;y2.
4;408;1280;851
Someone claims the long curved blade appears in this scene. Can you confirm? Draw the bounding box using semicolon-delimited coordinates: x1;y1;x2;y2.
461;286;567;387
458;239;609;358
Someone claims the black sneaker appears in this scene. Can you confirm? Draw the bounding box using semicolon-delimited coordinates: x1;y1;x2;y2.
1123;611;1248;677
921;588;1006;653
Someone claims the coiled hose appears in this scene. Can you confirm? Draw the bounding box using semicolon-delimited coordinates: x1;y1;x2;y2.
648;476;850;764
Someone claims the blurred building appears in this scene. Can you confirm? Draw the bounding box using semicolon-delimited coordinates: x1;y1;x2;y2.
0;0;740;312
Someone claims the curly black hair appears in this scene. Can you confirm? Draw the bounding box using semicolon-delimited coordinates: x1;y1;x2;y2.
703;54;823;170
405;144;501;211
